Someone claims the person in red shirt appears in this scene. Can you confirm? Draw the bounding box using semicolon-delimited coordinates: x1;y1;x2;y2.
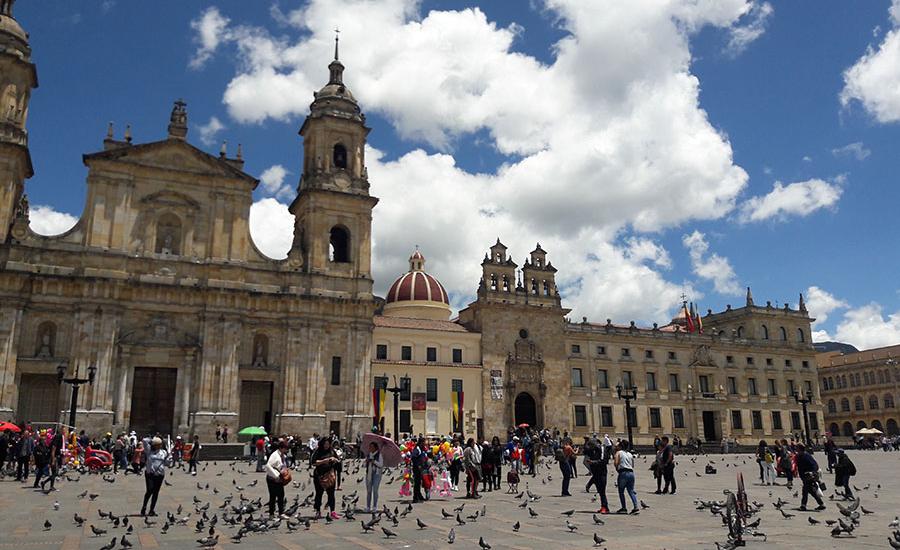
256;437;266;472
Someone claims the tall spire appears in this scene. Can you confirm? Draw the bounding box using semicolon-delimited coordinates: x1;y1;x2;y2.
799;292;807;313
746;286;754;307
0;0;14;17
328;28;344;85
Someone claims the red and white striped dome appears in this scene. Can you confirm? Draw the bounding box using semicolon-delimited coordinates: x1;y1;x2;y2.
386;249;449;305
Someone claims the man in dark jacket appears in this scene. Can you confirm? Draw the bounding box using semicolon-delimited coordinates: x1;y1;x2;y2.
584;438;610;514
15;431;34;481
660;436;676;495
833;449;856;499
795;444;825;511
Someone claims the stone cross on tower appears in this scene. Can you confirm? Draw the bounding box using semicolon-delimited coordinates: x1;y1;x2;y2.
167;99;188;140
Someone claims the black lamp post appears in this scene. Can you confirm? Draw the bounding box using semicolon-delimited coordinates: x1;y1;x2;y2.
792;389;813;448
384;373;405;443
616;382;638;448
57;362;96;430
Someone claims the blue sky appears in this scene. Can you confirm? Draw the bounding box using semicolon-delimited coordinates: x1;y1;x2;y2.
12;0;900;349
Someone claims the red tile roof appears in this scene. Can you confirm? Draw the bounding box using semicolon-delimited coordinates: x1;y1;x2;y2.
374;316;473;333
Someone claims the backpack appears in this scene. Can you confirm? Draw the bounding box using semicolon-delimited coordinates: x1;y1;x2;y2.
846;458;857;477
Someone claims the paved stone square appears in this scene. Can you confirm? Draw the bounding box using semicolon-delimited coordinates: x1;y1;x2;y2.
0;450;897;549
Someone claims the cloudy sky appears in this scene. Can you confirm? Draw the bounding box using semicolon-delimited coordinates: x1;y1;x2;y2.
15;0;900;350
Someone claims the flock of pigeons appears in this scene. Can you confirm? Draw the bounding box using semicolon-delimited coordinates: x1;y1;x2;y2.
20;450;900;548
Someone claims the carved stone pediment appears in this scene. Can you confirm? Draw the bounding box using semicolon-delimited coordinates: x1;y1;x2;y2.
118;316;198;348
689;344;716;367
139;190;201;210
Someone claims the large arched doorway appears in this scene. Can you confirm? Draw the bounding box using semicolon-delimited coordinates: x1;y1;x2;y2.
828;423;840;437
872;419;884;432
842;422;853;437
514;392;537;428
887;419;899;436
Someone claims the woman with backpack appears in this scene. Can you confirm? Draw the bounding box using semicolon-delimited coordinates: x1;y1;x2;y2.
833;449;856;499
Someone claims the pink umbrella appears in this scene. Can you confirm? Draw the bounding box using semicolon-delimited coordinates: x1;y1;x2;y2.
362;432;403;467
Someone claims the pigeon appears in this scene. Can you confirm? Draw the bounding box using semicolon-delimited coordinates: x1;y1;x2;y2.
441;508;452;519
479;536;491;549
808;517;820;525
562;509;575;517
448;527;455;544
593;533;606;546
528;507;538;518
91;525;107;537
198;535;219;548
513;521;520;532
89;494;100;501
361;520;374;533
889;538;900;549
98;537;117;550
890;516;900;528
196;535;218;546
565;520;578;532
77;491;88;499
52;501;60;511
119;535;132;548
416;518;427;530
592;514;605;525
779;509;794;519
43;520;52;531
640;500;650;509
456;514;466;526
861;506;874;515
381;526;397;538
74;514;85;526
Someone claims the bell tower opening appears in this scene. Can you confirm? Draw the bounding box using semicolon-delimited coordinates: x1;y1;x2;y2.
329;226;350;263
332;143;348;169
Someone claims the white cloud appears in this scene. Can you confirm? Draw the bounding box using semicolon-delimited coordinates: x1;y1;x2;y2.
196;116;225;146
682;230;741;296
189;7;230;69
248;198;294;259
801;155;812;162
831;141;871;161
29;205;78;236
811;329;832;343
833;303;900;350
804;285;848;327
205;0;763;323
258;164;293;200
725;1;773;56
840;0;900;123
738;178;842;223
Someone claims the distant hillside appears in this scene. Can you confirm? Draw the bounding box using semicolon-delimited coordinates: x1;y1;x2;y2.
813;341;859;354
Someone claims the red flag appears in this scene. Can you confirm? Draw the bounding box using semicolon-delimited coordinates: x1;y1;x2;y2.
684;302;695;333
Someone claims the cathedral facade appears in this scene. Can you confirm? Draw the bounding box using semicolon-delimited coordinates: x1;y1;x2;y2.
0;5;824;444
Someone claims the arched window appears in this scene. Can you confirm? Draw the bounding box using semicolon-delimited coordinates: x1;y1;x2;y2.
827;399;837;413
888;419;899;436
329;226;350;263
35;321;56;358
841;398;850;412
502;275;510;292
828;377;834;390
543;280;550;296
155;213;182;255
842;422;853;437
530;278;537;295
885;393;895;409
797;328;805;342
332;143;348;169
872;419;884;431
864;372;870;385
829;423;840;437
878;371;885;384
870;395;881;410
854;396;864;411
490;274;498;291
761;325;769;340
737;326;744;338
842;375;847;387
779;326;788;341
252;333;269;367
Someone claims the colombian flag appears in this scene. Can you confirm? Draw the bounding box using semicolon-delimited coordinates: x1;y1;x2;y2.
451;391;464;431
683;302;695;333
696;306;703;334
372;388;386;426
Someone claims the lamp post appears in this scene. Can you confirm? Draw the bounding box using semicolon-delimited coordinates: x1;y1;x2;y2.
57;362;96;430
792;389;813;448
616;383;638;448
384;373;404;443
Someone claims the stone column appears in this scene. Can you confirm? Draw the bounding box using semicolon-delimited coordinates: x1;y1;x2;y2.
0;305;23;419
179;351;194;431
276;322;307;434
116;349;133;432
344;321;373;440
216;317;240;412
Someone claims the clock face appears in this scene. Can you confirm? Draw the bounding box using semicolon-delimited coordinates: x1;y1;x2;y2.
334;171;351;190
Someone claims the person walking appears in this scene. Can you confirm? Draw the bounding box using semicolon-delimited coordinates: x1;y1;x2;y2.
463;438;481;499
364;441;384;512
614;440;639;515
32;434;51;489
777;439;794;489
449;438;462;492
15;430;34;482
215;425;221;443
411;438;428;503
310;437;340;519
140;437;168;516
585;438;610;514
660;436;676;495
42;429;63;491
265;439;289;518
188;435;201;475
795;444;826;511
761;442;777;485
824;435;837;473
221;426;229;444
490;436;503;490
833;449;855;499
559;439;574;497
479;440;494;494
652;440;664;494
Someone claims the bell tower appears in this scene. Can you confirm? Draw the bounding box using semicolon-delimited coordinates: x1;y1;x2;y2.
288;33;377;292
0;0;38;242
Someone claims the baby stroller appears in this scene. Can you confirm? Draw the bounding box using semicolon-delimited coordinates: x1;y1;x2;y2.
84;447;113;471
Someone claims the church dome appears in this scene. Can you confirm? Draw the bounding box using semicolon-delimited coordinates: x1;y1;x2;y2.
0;6;28;47
383;249;451;321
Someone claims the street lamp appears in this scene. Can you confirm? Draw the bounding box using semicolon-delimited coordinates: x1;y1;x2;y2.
792;389;814;448
57;362;96;430
616;382;638;448
383;373;407;443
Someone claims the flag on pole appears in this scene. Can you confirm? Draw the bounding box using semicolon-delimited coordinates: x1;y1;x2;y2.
695;305;703;334
451;390;464;431
683;302;695;333
372;388;386;426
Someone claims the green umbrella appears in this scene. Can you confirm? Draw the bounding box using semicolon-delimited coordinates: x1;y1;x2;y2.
238;426;267;436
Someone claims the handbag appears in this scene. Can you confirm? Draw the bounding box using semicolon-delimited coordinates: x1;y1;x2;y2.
319;469;336;489
280;468;292;485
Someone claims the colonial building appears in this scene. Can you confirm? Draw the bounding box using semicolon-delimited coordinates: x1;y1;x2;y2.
818;344;900;442
0;5;376;440
0;4;824;445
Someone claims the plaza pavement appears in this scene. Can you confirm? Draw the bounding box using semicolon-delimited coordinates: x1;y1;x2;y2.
0;449;896;549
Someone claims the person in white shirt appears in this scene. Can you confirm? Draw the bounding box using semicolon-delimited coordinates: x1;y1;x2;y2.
614;440;639;515
141;437;168;517
364;441;384;512
308;434;319;453
265;440;289;518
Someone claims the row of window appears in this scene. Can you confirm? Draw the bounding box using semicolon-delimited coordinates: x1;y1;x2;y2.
570;344;808;369
571;367;814;396
823;368;899;391
733;325;806;343
571;405;816;432
373;376;464;401
827;394;896;414
375;344;464;363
